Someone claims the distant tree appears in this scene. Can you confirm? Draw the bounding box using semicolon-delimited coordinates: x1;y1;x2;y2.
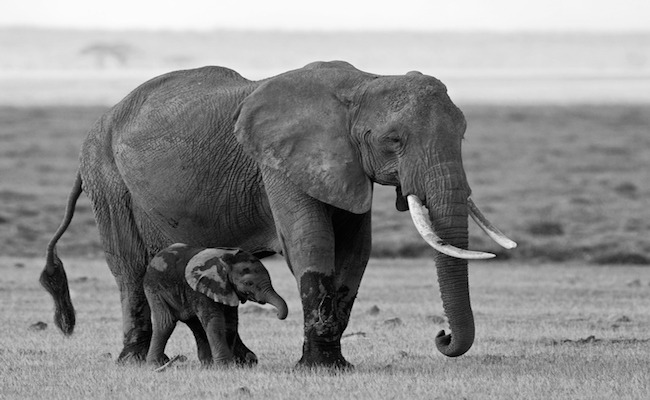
80;42;135;68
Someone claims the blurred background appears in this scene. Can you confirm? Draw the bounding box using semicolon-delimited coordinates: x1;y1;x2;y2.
1;0;649;263
1;0;650;105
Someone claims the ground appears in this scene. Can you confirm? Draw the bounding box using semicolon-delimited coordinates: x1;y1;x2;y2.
1;257;648;399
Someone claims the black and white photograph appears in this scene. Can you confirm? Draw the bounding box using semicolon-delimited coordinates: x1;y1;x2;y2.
1;0;648;398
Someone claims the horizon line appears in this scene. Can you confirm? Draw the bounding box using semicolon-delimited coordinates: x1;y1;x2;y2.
2;24;650;35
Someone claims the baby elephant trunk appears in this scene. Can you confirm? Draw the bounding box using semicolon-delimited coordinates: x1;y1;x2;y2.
259;285;288;320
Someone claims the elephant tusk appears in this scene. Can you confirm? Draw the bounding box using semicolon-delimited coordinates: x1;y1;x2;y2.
467;197;517;249
407;195;495;260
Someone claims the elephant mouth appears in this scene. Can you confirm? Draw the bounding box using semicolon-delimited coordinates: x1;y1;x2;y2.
237;291;267;305
407;195;516;259
236;292;250;304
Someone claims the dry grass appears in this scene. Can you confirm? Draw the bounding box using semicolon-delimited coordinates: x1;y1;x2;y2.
1;257;648;399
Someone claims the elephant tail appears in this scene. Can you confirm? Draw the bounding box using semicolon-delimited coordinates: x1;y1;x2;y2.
40;171;83;335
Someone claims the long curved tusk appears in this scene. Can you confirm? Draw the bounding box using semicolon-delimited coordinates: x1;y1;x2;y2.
407;195;496;260
467;197;517;249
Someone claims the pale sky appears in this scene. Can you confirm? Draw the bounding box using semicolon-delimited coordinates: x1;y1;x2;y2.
2;0;649;31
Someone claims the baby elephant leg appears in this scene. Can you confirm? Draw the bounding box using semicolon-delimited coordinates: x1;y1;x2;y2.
196;300;233;365
223;306;257;365
185;316;213;364
146;296;176;365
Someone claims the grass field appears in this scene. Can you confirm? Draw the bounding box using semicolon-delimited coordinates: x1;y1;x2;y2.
1;257;648;399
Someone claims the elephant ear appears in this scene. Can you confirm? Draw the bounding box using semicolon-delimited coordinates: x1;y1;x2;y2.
185;249;240;307
234;70;373;214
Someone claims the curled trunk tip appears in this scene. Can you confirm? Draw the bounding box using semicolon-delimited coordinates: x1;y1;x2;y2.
261;287;288;320
435;328;474;357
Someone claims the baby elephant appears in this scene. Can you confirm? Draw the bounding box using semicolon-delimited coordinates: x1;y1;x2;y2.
143;243;288;365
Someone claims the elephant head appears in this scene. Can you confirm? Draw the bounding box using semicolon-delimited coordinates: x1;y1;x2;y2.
235;63;515;357
185;249;288;320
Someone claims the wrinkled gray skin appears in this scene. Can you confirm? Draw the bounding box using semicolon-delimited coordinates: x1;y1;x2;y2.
41;60;478;367
143;244;287;365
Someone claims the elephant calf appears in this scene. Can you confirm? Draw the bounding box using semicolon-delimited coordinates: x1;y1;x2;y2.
143;243;288;365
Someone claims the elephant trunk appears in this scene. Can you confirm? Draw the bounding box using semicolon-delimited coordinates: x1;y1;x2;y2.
259;285;288;320
400;157;476;357
429;187;475;357
405;164;516;356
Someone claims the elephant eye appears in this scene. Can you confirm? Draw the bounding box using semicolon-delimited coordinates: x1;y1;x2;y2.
244;281;254;287
382;132;401;144
381;134;402;151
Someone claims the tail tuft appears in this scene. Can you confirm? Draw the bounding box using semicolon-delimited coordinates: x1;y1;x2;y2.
40;251;76;335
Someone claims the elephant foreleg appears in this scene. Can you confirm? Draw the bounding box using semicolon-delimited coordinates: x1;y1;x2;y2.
262;167;347;367
223;306;258;365
196;302;233;365
184;316;212;364
332;210;372;335
298;271;349;368
295;212;370;368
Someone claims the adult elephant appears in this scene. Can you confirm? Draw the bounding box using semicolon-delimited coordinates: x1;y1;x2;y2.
40;60;515;368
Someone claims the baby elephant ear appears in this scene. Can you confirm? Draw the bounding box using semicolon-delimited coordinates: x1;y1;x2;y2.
185;249;240;307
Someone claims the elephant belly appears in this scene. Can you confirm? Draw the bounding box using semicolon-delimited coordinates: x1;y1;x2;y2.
122;165;278;254
149;200;277;253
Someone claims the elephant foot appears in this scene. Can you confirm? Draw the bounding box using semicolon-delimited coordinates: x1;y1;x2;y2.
295;356;354;370
234;351;258;367
152;355;187;372
145;354;171;367
231;335;258;366
116;334;152;364
117;348;149;364
296;336;353;370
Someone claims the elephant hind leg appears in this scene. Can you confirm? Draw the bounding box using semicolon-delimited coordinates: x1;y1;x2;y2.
146;306;176;365
87;182;153;363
